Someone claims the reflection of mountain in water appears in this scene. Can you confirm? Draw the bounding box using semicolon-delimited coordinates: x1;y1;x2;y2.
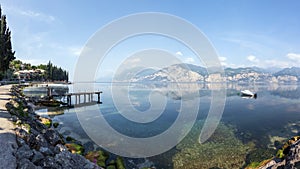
270;85;300;99
117;83;300;102
122;83;214;102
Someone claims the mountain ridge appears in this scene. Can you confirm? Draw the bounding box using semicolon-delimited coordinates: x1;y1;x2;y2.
125;64;300;83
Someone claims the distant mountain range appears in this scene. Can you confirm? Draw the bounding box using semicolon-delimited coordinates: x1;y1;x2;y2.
114;64;300;83
274;67;300;78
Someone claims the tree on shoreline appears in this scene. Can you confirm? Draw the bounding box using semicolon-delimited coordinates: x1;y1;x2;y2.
0;5;15;80
45;61;69;82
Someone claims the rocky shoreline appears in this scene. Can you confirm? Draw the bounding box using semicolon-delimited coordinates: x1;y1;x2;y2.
257;138;300;169
5;85;125;169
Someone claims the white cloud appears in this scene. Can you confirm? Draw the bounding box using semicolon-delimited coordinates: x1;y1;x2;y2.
260;53;300;68
175;51;183;56
6;6;55;23
218;56;227;62
218;56;227;66
286;53;300;61
68;47;82;57
264;59;291;68
184;57;195;64
247;55;259;62
20;10;55;21
175;51;197;64
123;57;141;66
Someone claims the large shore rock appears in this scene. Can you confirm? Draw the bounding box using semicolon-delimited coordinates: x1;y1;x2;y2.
259;139;300;169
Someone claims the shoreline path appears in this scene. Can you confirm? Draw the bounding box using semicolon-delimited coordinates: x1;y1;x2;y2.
0;85;17;169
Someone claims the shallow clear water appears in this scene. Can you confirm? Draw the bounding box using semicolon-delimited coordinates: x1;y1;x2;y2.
33;83;300;169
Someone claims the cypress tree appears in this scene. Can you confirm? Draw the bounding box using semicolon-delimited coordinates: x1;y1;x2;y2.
0;5;15;76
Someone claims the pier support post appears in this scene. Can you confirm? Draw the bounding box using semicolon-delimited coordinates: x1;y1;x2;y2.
67;95;72;107
97;92;102;104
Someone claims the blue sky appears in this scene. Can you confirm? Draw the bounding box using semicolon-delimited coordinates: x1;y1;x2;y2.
1;0;300;79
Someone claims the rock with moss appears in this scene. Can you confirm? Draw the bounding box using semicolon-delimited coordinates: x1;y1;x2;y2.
107;165;117;169
20;123;31;133
39;117;52;128
246;162;261;169
6;99;29;117
85;150;109;168
245;159;272;169
116;156;126;169
52;122;59;128
245;148;275;168
274;136;300;159
65;143;84;155
66;136;76;142
260;137;300;169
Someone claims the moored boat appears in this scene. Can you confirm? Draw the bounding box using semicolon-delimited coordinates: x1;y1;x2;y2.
241;90;257;98
38;99;62;107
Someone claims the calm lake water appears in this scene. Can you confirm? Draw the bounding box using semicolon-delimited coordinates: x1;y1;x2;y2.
32;83;300;169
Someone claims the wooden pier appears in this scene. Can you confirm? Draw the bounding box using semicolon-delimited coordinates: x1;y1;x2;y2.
46;87;102;107
64;91;102;107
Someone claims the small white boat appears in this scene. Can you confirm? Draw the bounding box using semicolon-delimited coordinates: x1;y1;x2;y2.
241;90;257;98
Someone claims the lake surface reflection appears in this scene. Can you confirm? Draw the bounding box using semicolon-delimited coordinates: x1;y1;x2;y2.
34;83;300;169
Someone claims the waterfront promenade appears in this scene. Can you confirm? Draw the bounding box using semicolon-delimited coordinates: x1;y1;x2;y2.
0;85;17;169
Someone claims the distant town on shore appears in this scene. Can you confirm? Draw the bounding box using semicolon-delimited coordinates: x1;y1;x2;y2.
0;60;69;83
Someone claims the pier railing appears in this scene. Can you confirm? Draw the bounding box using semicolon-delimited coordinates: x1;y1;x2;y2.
63;91;102;107
47;91;102;108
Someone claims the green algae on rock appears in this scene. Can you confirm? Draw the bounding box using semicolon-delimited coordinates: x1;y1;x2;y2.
276;136;300;159
85;150;109;167
53;122;59;128
245;159;273;169
20;123;31;133
65;143;85;155
39;117;52;128
244;148;275;169
85;150;126;169
66;136;76;142
116;156;126;169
